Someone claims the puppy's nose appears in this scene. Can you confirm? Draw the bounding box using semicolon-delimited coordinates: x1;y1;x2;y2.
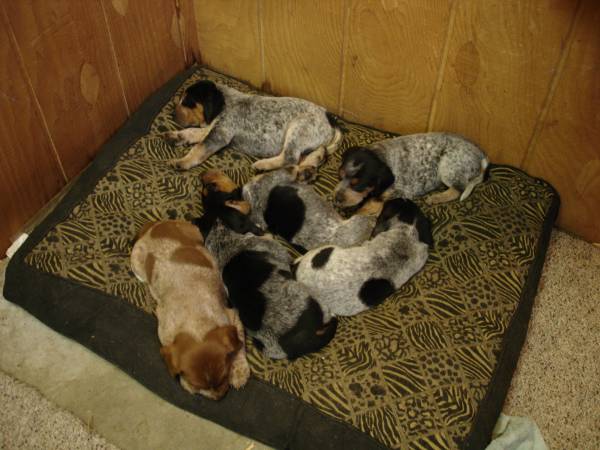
334;191;344;205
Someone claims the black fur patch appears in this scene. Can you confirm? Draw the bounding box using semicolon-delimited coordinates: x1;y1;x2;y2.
183;80;225;123
277;269;294;280
201;188;264;236
202;185;243;210
264;185;305;241
311;247;334;269
192;213;217;240
341;147;395;197
222;251;273;331
219;207;264;236
358;278;395;307
415;212;434;248
252;338;265;351
278;298;338;360
372;198;434;248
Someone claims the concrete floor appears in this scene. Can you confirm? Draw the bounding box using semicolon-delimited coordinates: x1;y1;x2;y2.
1;230;599;449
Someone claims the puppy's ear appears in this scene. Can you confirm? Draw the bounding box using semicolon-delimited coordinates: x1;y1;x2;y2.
160;344;181;377
211;325;242;356
372;162;395;197
220;207;265;236
192;213;218;240
199;81;225;123
225;200;251;215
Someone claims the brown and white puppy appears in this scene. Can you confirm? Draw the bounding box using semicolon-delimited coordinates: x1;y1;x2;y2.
130;220;250;400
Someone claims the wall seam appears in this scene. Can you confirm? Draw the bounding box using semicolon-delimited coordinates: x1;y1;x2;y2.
1;5;68;182
99;0;131;116
426;0;458;132
519;0;583;169
257;0;266;87
337;0;351;116
173;0;190;67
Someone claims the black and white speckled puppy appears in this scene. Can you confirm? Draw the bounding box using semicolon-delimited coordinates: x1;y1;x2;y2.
333;133;489;211
167;80;342;179
196;205;338;360
293;198;432;317
242;168;376;251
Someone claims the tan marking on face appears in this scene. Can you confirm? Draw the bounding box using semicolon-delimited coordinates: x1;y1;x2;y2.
201;170;238;193
150;221;203;247
145;252;156;281
174;102;206;127
170;246;213;268
224;200;250;215
335;186;371;208
356;198;383;216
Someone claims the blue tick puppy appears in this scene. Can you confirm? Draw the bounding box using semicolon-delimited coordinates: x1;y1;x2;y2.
202;169;375;252
333;133;489;212
293;198;432;317
196;195;338;360
166;80;342;179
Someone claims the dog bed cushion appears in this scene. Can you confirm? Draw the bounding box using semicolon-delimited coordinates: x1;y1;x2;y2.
4;66;559;450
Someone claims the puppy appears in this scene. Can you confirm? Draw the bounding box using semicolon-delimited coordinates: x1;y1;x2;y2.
130;220;250;400
201;168;375;252
293;198;432;317
333;133;489;213
166;80;342;179
196;197;338;360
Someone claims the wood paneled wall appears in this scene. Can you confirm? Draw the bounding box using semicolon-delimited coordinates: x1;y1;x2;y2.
191;0;600;242
0;0;197;254
2;0;598;253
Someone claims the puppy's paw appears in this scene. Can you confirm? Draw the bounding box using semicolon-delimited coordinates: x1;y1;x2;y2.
230;358;250;389
162;131;184;145
169;158;194;171
251;159;272;172
296;165;317;183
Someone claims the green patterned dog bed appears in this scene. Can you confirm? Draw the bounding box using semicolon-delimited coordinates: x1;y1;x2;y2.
4;66;559;450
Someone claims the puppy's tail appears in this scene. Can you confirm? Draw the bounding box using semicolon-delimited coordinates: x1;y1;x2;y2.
460;157;489;201
325;127;343;156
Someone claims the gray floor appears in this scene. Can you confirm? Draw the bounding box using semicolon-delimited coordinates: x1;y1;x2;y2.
1;230;599;449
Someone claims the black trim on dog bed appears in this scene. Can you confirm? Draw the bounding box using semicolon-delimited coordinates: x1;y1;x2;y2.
4;65;560;450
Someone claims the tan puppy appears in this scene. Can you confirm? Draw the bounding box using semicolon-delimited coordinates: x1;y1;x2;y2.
130;220;250;400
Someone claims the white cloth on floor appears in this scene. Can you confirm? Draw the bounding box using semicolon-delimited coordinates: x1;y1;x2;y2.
6;233;28;259
486;413;548;450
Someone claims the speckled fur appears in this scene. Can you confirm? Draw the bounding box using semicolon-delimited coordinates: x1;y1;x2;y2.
339;132;488;201
202;85;336;163
243;169;376;249
205;220;330;359
294;209;430;317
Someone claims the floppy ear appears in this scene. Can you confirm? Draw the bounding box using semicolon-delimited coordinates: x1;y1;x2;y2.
192;213;218;240
224;200;251;215
372;161;394;197
212;325;242;356
220;207;265;236
200;82;225;123
160;344;181;377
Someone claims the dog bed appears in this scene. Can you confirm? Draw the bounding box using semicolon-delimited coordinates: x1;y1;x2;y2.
4;66;559;450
